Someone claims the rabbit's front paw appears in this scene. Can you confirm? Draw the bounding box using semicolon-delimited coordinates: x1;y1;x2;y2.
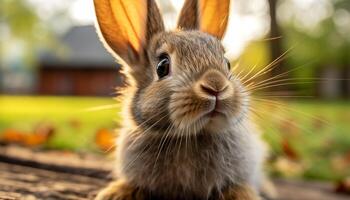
95;180;144;200
221;184;262;200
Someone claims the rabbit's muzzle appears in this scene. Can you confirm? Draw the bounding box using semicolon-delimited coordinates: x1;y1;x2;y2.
169;68;238;132
197;70;233;100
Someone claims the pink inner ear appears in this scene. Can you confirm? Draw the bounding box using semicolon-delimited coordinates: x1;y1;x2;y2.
199;0;230;39
110;0;147;53
94;0;147;58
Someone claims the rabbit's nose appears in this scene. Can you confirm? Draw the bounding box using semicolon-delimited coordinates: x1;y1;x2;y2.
200;84;227;97
199;70;229;97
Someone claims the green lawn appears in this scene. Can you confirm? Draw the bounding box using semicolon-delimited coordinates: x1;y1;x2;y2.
0;95;349;181
0;96;120;151
254;100;350;181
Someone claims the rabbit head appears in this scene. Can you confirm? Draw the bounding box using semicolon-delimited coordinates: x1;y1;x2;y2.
94;0;248;135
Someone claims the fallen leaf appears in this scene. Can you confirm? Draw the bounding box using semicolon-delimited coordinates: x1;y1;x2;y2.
95;128;115;152
0;123;55;147
0;129;26;144
282;139;299;160
335;177;350;194
24;123;55;147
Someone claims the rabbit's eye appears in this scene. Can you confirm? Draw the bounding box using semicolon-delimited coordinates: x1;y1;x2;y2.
157;54;170;79
225;58;231;70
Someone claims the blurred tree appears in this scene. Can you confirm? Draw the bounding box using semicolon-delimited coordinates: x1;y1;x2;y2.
267;0;286;82
0;0;69;93
238;0;350;97
280;0;350;98
0;0;63;66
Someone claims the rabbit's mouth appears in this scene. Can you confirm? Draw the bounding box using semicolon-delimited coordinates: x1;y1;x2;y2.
168;69;248;135
209;110;225;118
203;99;226;118
201;102;231;129
168;82;248;135
169;94;238;134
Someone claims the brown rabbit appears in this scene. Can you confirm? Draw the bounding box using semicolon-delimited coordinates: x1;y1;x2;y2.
94;0;269;199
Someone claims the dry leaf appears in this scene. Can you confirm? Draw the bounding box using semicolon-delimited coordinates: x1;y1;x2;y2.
24;123;55;147
95;128;115;151
24;133;49;147
0;129;26;144
282;139;299;160
335;177;350;194
0;123;55;147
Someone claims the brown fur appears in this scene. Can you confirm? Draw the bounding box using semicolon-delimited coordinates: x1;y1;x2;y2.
178;0;199;30
178;0;230;39
95;179;145;200
94;0;268;200
221;185;261;200
95;182;261;200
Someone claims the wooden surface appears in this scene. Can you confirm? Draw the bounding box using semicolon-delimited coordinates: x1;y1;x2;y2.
0;145;349;200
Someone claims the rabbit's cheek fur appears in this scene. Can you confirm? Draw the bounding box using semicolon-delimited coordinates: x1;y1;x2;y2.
134;80;173;130
169;87;211;131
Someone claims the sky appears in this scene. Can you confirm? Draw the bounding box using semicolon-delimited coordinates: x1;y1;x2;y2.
26;0;330;59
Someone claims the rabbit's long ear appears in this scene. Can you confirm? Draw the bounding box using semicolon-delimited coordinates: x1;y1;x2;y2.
177;0;230;40
94;0;164;65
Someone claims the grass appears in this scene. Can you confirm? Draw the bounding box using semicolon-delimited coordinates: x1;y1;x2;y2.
0;95;349;181
0;96;120;151
255;100;350;181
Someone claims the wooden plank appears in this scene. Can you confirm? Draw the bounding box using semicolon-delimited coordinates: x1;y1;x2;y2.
0;162;104;199
0;145;113;179
274;179;349;200
0;145;349;200
0;145;111;199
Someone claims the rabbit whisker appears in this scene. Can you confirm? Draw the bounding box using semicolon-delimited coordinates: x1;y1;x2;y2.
81;104;119;112
249;105;316;136
240;47;294;86
239;61;260;83
127;107;169;148
245;81;314;93
122;112;171;171
246;60;314;89
244;108;282;156
251;98;331;126
151;122;175;177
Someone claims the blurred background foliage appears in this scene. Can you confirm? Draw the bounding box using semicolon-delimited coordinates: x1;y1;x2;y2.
0;0;349;183
0;0;67;65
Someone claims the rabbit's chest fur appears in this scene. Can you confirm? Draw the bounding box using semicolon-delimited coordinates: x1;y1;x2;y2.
117;124;265;199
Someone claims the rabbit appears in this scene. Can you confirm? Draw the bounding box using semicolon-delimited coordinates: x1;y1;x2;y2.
93;0;272;199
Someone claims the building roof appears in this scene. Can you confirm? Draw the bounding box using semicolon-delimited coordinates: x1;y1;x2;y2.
40;25;118;69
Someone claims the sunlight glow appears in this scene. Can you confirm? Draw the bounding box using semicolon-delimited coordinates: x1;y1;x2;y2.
70;0;96;25
279;0;333;33
27;0;269;59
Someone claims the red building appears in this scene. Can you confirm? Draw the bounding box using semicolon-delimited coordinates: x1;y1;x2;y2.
38;25;124;96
